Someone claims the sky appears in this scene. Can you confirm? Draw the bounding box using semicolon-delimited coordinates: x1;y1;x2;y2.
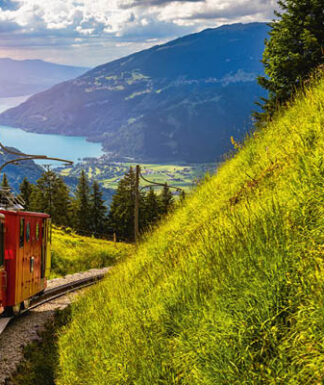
0;0;278;67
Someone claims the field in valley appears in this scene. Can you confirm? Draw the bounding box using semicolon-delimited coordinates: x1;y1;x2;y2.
58;161;218;192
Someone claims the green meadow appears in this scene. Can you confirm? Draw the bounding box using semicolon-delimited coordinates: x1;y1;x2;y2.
59;162;217;192
50;227;134;277
56;75;324;384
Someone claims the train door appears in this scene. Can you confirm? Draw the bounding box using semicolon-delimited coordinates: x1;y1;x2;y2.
35;219;42;290
21;217;32;299
30;217;39;295
0;214;5;309
41;218;51;279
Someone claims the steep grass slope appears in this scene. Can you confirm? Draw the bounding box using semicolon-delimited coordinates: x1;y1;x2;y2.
51;228;133;277
57;77;324;384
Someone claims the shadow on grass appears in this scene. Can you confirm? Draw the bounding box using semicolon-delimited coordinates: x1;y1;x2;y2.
7;307;72;385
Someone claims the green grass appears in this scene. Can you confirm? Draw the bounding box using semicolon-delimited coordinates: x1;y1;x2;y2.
50;228;134;277
57;75;324;384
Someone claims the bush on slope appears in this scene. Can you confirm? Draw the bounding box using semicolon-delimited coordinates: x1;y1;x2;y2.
57;76;324;384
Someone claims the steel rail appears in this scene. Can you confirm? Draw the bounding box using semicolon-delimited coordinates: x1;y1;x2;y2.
0;273;105;335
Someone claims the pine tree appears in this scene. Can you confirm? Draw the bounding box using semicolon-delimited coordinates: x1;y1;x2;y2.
30;170;71;226
108;167;136;241
1;173;9;189
144;187;160;228
179;190;186;203
53;177;72;227
159;184;174;215
90;180;107;236
257;0;324;119
74;170;91;233
19;177;33;210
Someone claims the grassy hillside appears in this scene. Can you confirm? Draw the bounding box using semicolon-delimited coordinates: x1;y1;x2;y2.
51;228;134;277
57;76;324;384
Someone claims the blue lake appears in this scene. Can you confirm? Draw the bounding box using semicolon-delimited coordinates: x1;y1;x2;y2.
0;125;103;165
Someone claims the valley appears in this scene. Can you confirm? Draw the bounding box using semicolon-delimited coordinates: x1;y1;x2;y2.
58;160;218;192
0;23;268;164
0;22;268;199
0;124;216;199
0;0;323;383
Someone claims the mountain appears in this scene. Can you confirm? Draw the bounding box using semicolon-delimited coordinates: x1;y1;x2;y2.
0;23;269;163
0;147;44;192
57;72;324;384
0;58;89;97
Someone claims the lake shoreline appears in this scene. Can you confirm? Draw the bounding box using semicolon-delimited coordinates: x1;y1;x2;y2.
0;125;104;165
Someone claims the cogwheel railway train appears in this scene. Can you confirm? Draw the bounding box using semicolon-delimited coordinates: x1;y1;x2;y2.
0;207;51;315
0;145;72;317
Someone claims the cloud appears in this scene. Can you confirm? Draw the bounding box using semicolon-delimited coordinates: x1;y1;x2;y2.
156;0;277;25
120;0;203;9
0;0;277;66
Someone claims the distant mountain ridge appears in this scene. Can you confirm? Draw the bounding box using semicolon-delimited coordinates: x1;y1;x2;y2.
0;58;89;97
0;23;269;162
0;147;43;192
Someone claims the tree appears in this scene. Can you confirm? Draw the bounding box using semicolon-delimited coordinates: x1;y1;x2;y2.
108;167;136;241
257;0;324;119
159;184;174;215
179;190;186;203
1;173;9;189
90;180;107;236
74;170;91;233
108;167;146;241
30;170;71;226
144;187;160;228
19;177;33;210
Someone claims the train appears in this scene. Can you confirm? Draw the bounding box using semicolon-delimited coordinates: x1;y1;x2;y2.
0;145;72;317
0;208;51;315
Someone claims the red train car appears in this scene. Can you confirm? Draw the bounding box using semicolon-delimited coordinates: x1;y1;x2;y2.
0;210;51;315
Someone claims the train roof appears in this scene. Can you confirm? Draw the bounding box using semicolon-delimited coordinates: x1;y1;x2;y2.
0;209;50;218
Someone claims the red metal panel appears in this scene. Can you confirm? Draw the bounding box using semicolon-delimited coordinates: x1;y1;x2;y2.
0;268;5;313
0;215;5;312
0;210;50;309
3;212;18;307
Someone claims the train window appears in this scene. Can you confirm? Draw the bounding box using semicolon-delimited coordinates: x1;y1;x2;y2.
19;218;25;248
26;222;30;243
36;223;40;241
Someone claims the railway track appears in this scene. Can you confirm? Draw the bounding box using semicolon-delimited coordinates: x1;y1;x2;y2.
0;273;105;335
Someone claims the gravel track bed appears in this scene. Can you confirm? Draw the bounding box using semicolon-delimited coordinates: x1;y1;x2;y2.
46;267;111;291
0;267;111;384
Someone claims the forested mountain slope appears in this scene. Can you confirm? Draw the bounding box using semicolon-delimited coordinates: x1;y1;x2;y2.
57;74;324;383
0;23;268;162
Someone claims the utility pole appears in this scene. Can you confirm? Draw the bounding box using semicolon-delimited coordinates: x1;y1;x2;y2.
134;165;140;244
133;164;184;245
